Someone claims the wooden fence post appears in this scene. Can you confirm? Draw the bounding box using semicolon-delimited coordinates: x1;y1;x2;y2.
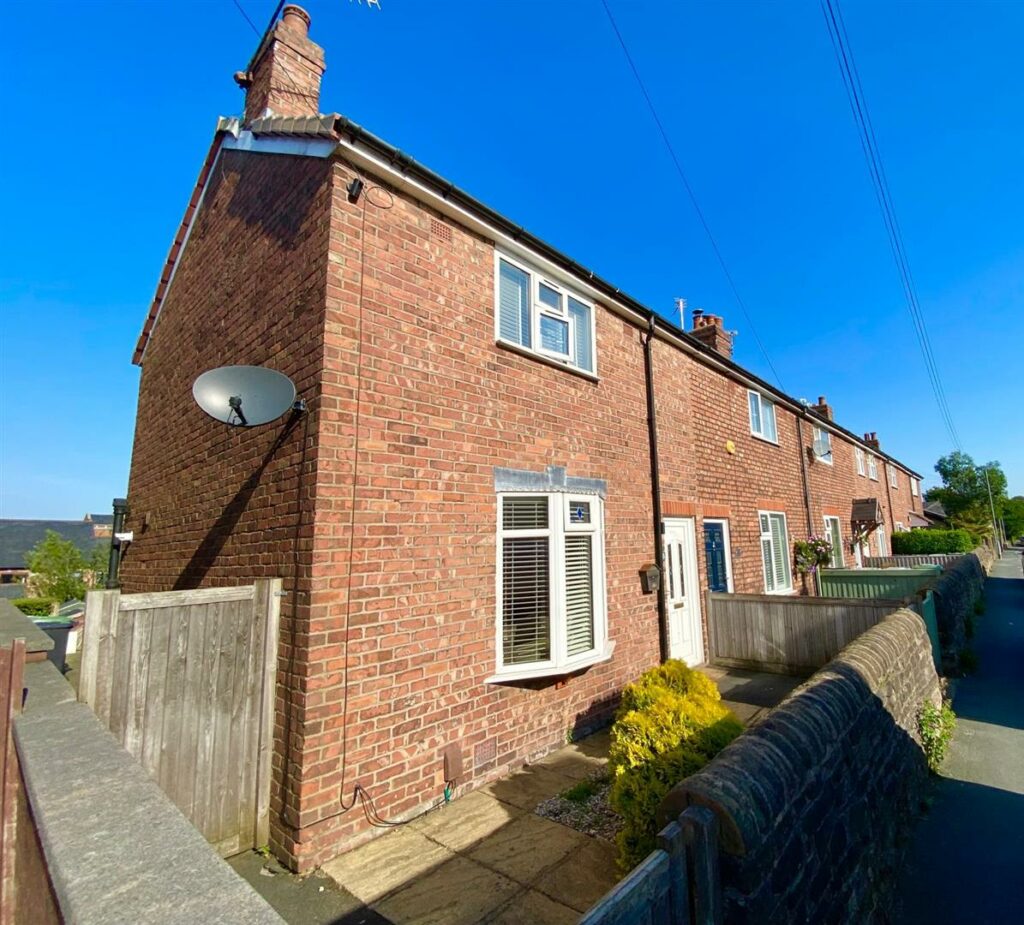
681;805;722;925
0;639;26;925
80;589;120;715
253;579;281;849
657;818;691;925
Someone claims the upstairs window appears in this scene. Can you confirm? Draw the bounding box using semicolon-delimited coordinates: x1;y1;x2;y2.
911;478;919;497
889;465;898;488
496;254;595;374
759;511;792;593
868;455;878;481
812;426;833;464
855;448;866;477
748;392;778;443
495;493;607;680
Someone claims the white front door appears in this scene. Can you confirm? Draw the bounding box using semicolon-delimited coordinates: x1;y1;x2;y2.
663;517;705;665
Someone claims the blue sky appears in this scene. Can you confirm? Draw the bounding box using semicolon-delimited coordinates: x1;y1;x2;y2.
2;0;1020;519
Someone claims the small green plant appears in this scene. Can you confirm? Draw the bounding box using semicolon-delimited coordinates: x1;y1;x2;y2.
959;648;979;675
918;700;956;772
562;779;600;804
255;844;272;858
565;726;575;745
12;598;58;617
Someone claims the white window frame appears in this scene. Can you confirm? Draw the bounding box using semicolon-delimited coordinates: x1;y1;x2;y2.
748;391;779;444
876;526;888;557
812;426;833;465
889;464;898;489
491;492;611;682
896;521;906;532
702;518;734;593
758;510;793;594
494;251;598;377
823;515;844;567
868;455;878;481
911;478;919;497
855;448;866;477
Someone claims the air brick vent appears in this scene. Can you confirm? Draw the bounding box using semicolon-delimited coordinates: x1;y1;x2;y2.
430;218;453;243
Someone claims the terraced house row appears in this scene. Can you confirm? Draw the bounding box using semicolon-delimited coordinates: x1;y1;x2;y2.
120;6;926;870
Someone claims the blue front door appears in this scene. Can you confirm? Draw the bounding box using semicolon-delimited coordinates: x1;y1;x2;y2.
703;522;729;592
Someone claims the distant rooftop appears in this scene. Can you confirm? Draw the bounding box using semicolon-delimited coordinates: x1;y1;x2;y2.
0;517;110;570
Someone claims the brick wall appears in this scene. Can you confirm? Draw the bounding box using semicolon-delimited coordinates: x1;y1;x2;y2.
119;147;334;857
661;609;941;923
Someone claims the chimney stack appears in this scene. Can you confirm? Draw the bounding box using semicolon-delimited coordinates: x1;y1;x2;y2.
688;309;734;360
864;432;880;450
234;5;325;124
812;395;833;420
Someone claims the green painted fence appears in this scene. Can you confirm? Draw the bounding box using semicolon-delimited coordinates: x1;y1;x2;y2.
819;568;941;669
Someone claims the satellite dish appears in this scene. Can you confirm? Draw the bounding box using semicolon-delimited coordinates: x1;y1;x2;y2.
193;366;298;427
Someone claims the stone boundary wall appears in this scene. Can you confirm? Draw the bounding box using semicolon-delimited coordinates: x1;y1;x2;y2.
13;659;286;925
932;549;989;665
659;610;941;924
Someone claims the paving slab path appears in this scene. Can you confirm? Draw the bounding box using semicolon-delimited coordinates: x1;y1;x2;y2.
895;548;1024;924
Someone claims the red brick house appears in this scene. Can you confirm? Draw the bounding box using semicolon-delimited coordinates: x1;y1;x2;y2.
121;6;926;871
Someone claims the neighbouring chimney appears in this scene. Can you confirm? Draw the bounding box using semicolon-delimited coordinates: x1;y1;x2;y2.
234;5;325;124
864;432;880;450
688;309;734;360
812;395;833;420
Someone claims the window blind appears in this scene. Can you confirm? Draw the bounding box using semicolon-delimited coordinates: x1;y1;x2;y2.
498;259;531;348
502;537;550;664
564;535;594;656
568;297;593;372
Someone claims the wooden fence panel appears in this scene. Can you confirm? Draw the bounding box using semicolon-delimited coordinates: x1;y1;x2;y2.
864;554;960;569
80;580;281;856
706;593;909;675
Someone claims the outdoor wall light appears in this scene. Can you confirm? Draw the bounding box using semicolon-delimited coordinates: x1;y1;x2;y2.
347;178;364;203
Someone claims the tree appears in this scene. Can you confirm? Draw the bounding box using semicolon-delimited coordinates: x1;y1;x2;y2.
925;452;1007;537
25;530;87;602
1004;496;1024;543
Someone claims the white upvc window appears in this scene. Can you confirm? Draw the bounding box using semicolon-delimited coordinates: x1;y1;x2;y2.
812;426;833;464
855;448;866;477
824;515;844;567
876;527;888;557
495;253;596;375
896;522;906;532
492;493;609;681
748;392;778;443
889;464;898;489
759;511;793;593
911;478;919;497
868;455;878;481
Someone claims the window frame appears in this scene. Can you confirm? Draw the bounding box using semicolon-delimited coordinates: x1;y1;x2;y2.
823;515;844;567
855;448;866;477
748;391;779;444
494;251;598;378
911;478;919;497
868;455;879;481
491;492;610;682
812;426;833;465
875;526;888;557
758;510;794;594
889;464;898;489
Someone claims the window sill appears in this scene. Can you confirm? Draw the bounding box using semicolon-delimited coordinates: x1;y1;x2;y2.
485;640;615;684
750;432;780;447
496;339;599;383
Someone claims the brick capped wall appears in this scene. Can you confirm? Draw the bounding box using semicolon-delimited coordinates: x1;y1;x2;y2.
661;609;941;923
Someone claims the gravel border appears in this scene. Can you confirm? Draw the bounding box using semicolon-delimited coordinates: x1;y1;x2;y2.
534;774;623;842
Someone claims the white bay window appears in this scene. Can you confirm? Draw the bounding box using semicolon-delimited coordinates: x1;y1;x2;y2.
493;493;609;680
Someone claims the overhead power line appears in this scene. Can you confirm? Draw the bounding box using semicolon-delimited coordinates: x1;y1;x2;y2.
820;0;962;451
600;0;784;389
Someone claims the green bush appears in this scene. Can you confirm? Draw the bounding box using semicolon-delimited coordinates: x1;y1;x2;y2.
891;529;975;555
609;661;742;870
11;598;57;617
918;700;956;772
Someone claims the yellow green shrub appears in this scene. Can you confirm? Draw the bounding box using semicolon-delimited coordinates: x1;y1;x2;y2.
609;660;742;870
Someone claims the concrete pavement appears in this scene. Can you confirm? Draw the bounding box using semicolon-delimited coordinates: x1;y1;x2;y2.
895;548;1024;924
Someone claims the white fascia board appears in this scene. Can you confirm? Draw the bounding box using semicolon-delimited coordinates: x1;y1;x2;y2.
221;132;336;159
